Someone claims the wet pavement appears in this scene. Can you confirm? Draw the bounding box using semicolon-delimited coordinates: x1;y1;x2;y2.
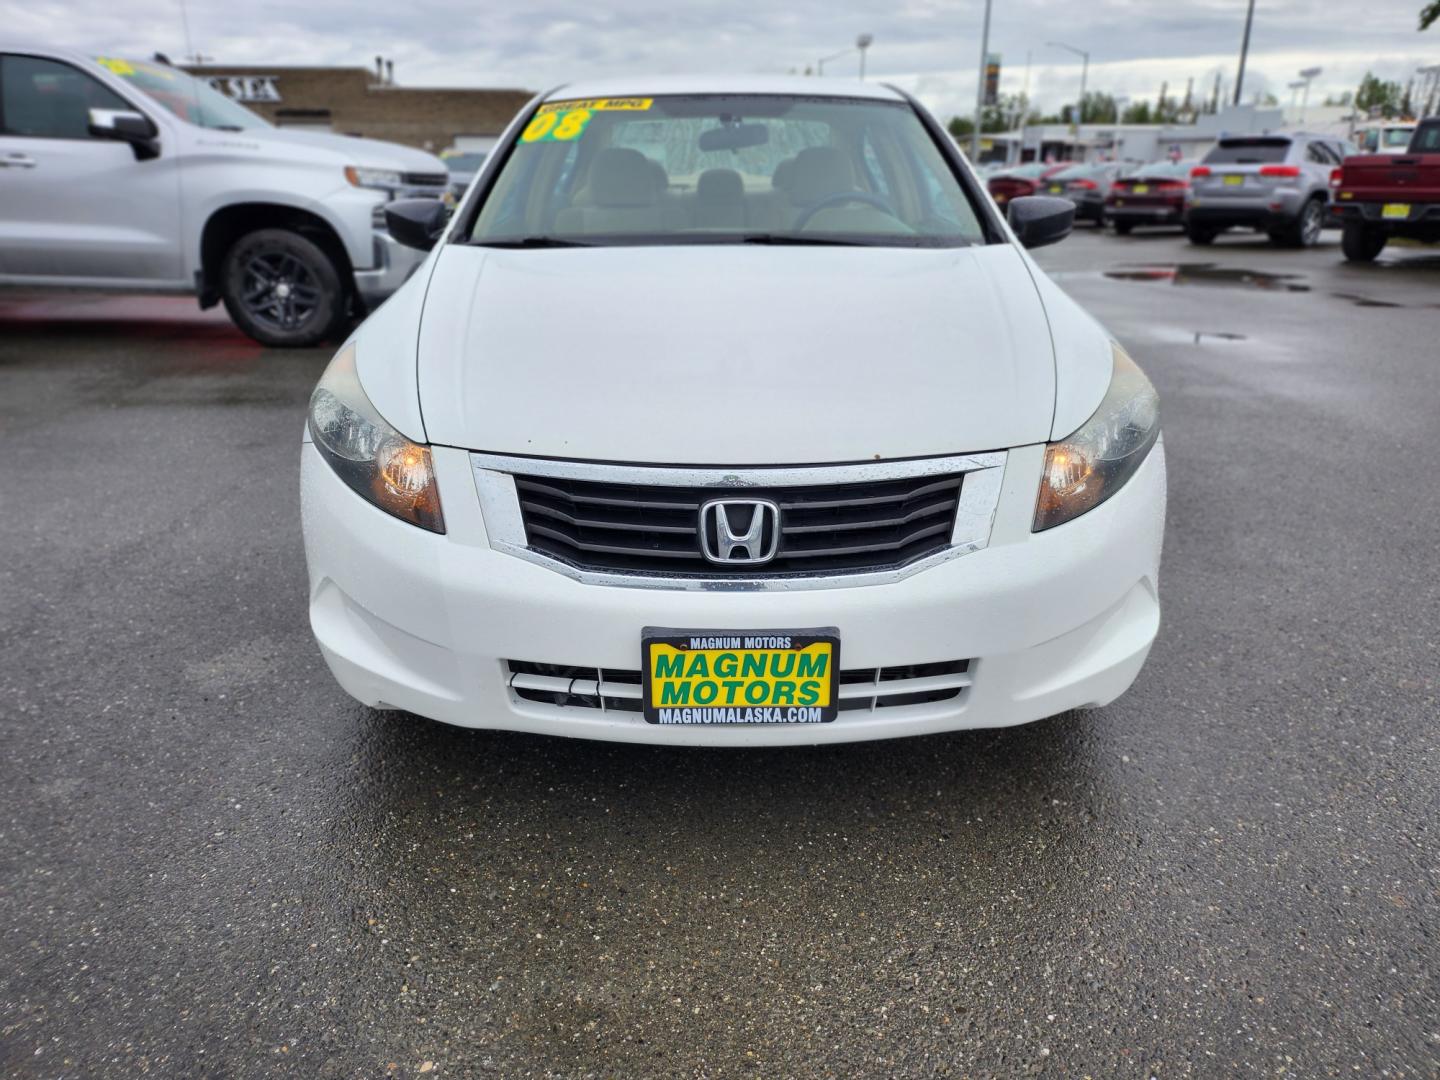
2;229;1438;1078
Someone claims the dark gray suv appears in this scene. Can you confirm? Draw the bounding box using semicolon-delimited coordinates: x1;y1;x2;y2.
1185;133;1349;247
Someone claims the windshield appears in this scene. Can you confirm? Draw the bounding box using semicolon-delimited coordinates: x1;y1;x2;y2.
1131;161;1190;179
467;94;986;248
96;58;271;131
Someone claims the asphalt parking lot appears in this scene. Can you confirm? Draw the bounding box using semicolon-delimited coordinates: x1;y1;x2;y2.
2;227;1438;1079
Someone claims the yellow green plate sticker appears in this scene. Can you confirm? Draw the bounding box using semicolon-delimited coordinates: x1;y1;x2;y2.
642;628;840;725
521;97;653;144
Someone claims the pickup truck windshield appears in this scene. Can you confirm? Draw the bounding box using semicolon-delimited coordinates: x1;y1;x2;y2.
96;58;271;131
468;94;985;248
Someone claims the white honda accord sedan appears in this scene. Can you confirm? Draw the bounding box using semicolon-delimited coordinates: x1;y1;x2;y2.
300;77;1165;745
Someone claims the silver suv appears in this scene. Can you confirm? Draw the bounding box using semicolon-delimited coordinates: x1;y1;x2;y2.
1185;133;1349;247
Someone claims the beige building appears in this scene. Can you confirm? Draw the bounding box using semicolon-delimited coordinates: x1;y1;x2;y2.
182;62;534;154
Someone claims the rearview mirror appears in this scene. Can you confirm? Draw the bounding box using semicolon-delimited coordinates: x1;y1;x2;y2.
698;123;770;152
385;198;450;251
1007;195;1075;249
88;108;159;161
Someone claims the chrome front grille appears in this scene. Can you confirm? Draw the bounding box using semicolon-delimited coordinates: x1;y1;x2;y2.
514;472;963;577
507;659;972;715
469;452;1008;590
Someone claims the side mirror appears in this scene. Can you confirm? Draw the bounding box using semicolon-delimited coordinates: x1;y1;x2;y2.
385;198;449;251
88;108;160;161
1007;195;1075;249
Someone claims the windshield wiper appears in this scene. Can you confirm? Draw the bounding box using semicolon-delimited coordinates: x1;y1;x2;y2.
734;234;877;247
471;237;597;249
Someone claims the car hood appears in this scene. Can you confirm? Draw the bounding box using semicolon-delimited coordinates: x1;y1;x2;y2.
415;243;1057;465
246;127;445;173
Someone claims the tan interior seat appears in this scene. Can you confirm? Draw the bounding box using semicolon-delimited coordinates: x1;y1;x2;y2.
556;148;685;234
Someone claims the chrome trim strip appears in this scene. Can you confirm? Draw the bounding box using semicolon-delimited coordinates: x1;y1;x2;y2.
470;452;1008;592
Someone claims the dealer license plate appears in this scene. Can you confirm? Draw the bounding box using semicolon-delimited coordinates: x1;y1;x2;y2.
1382;203;1411;220
642;628;840;725
1133;184;1150;194
1223;174;1244;186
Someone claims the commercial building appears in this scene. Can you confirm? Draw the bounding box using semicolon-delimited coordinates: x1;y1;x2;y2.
182;60;533;155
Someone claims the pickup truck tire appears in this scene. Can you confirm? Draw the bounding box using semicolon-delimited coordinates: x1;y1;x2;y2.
221;229;346;348
1273;197;1325;248
1340;221;1387;263
1184;223;1217;245
1111;221;1134;236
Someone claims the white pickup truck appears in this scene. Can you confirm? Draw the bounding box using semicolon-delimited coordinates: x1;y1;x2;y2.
0;45;451;346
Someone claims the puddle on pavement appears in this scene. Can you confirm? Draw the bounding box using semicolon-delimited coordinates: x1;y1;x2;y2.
1104;263;1310;292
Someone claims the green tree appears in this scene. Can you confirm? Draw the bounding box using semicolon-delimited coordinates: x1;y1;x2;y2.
1421;0;1438;29
1121;100;1153;124
946;94;1035;138
1355;71;1404;116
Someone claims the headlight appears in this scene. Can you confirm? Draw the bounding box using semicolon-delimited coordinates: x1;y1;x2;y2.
308;345;445;533
1034;343;1159;532
345;165;403;191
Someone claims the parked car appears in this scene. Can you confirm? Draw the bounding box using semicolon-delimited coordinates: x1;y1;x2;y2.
987;162;1070;207
1184;132;1349;247
1104;160;1196;233
0;44;451;346
1040;162;1124;223
300;78;1165;746
1330;118;1440;261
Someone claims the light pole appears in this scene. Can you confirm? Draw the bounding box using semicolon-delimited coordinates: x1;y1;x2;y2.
1046;41;1090;151
817;34;873;78
1234;0;1256;105
1288;80;1306;118
971;0;993;162
1421;64;1440;116
1297;66;1321;123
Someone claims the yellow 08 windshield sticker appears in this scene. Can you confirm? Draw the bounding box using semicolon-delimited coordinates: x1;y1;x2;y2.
520;98;653;144
96;57;137;76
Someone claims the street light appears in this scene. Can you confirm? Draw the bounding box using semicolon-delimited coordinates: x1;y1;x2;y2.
1046;41;1090;148
1421;64;1440;116
816;34;873;78
1298;66;1322;124
1288;80;1306;117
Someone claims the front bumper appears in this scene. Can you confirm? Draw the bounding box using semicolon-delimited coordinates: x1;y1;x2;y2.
351;229;428;309
300;441;1167;745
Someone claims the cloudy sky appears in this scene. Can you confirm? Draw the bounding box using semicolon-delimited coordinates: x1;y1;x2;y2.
9;0;1438;119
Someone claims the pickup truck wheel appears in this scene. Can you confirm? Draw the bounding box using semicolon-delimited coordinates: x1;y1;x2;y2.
221;229;345;348
1340;221;1387;263
1112;220;1133;236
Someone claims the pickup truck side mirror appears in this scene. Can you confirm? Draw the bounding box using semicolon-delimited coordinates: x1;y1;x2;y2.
88;108;160;161
385;199;450;252
1007;195;1075;249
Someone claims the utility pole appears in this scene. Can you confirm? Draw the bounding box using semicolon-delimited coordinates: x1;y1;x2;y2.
1046;41;1090;152
1234;0;1256;105
972;0;994;162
